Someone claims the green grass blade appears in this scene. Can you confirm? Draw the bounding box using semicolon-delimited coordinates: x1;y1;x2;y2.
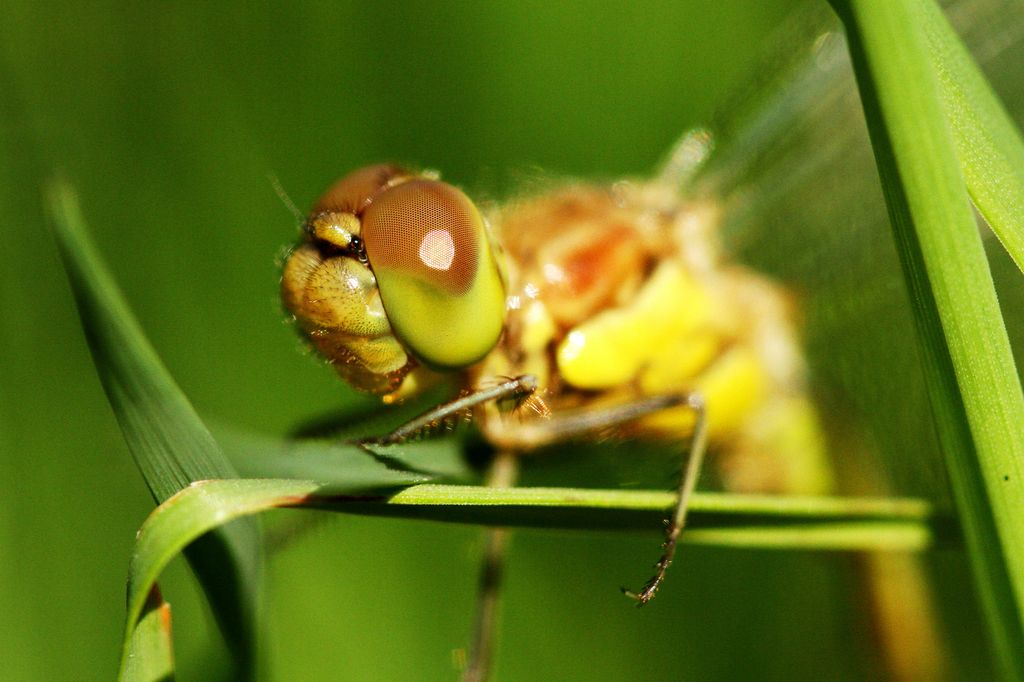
124;479;317;672
46;180;236;497
46;181;261;679
213;423;474;483
830;0;1024;676
123;588;174;682
350;484;943;550
123;476;944;653
920;0;1024;273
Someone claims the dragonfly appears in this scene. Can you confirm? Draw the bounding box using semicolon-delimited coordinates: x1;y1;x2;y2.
277;0;1023;678
277;150;851;676
279;148;832;571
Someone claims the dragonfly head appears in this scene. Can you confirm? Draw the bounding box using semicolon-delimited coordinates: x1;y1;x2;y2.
281;164;506;397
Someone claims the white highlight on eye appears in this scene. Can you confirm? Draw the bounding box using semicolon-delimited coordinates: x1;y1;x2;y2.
419;229;456;270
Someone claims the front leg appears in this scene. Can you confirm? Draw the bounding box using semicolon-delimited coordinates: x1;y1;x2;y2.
355;375;539;446
359;378;708;604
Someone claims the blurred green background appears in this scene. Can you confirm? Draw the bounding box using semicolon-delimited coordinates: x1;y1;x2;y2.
2;1;1018;680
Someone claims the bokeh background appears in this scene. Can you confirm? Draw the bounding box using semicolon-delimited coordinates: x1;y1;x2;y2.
2;1;1021;680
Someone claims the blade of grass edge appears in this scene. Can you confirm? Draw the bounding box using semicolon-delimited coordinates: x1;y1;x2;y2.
124;477;942;657
921;0;1024;274
124;587;174;682
828;0;1024;677
46;181;262;680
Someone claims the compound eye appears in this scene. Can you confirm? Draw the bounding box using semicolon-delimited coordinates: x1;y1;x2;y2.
313;164;408;214
362;179;505;369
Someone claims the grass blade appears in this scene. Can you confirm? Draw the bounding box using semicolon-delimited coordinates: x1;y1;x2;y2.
47;181;237;497
921;0;1024;273
123;588;174;682
124;479;317;669
123;476;944;651
830;0;1024;676
213;423;474;483
47;181;261;679
347;483;943;550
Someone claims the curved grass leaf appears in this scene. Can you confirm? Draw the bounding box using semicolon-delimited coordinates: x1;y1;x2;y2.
47;181;262;680
123;479;316;673
123;587;174;682
830;0;1024;676
123;476;944;672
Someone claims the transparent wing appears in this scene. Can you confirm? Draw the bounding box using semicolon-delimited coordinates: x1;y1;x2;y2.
687;0;1024;500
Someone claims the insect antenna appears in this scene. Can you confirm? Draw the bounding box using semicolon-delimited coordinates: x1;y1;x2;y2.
269;172;306;224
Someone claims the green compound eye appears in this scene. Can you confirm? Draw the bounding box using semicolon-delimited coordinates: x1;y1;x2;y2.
361;179;506;370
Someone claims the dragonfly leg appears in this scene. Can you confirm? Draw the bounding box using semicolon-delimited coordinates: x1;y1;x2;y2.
352;377;538;682
494;392;708;605
354;375;538;446
622;394;706;604
462;450;517;682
